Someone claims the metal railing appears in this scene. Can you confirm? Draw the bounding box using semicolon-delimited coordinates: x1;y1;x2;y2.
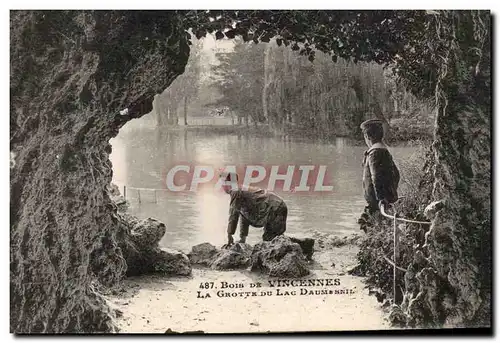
380;203;433;225
379;202;432;304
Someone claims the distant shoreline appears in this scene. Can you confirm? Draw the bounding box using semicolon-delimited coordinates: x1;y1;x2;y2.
119;120;431;147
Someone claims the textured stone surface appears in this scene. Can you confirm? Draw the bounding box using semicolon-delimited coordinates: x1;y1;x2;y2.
187;242;253;270
405;103;491;327
119;215;191;277
388;305;408;327
288;236;315;260
10;11;189;333
108;184;129;212
211;243;253;270
130;218;166;249
250;236;310;278
152;249;192;276
188;238;312;275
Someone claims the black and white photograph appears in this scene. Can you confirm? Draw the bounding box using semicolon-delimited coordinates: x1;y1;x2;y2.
7;8;492;334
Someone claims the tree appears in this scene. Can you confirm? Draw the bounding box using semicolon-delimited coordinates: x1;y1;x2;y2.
209;38;266;126
210;35;432;139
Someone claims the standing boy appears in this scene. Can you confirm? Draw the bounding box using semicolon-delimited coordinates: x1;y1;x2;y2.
360;119;400;214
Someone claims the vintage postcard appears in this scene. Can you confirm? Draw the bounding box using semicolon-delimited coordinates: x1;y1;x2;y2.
9;10;491;334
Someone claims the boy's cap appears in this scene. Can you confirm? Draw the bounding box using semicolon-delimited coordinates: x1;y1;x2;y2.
360;119;384;131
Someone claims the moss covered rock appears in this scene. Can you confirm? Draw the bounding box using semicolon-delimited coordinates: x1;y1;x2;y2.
10;10;189;333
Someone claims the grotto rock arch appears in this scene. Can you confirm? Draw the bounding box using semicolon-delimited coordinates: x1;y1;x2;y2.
10;10;490;332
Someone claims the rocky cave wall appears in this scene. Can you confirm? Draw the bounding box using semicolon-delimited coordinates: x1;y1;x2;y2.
10;11;189;333
405;16;491;327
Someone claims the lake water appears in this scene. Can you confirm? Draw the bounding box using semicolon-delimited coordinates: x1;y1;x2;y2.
110;122;416;253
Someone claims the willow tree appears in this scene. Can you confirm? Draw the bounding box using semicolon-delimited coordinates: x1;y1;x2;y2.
260;40;418;138
156;34;203;126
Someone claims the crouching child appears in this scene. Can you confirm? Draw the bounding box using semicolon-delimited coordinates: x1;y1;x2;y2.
220;172;288;245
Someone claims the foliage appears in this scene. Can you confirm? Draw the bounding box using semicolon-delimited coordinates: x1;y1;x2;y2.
155;33;204;126
395;144;427;196
209;38;266;124
208;36;435;138
182;10;490;109
183;11;427;92
354;146;434;313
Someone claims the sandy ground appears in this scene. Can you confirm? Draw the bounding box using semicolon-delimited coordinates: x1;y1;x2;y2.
107;244;390;333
